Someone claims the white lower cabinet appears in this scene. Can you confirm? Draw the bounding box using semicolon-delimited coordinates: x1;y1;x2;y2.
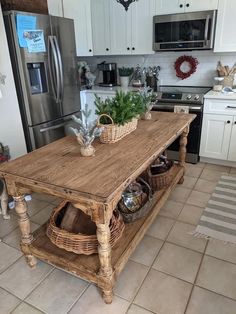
200;99;236;162
228;117;236;162
200;114;233;160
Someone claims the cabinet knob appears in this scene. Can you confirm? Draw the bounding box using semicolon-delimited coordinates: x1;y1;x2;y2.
89;49;92;52
179;4;183;8
234;121;236;125
132;47;135;50
127;47;130;50
186;3;190;7
227;120;231;124
106;48;109;51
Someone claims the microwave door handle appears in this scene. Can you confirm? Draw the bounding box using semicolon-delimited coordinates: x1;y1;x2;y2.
48;36;60;103
53;36;64;103
204;15;210;46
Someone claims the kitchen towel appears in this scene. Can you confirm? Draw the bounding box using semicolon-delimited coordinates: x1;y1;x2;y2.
193;174;236;244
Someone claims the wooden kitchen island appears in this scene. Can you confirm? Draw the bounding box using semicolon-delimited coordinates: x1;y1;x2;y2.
0;112;195;304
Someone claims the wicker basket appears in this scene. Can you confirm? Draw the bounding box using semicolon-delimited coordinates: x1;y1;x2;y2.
46;201;125;255
119;178;153;223
147;162;173;191
98;114;138;144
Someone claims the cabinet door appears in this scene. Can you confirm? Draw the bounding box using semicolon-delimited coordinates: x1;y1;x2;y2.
63;0;93;56
155;0;183;14
214;0;236;52
186;0;218;12
228;117;236;162
200;114;233;160
131;0;155;55
91;0;111;55
110;0;132;55
47;0;63;16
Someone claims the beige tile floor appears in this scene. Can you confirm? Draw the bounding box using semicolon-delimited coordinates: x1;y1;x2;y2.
0;163;236;313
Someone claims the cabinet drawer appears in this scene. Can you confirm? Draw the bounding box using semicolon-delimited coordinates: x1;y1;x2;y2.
204;99;236;115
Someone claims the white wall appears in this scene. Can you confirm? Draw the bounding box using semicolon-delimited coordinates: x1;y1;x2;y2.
83;50;236;87
0;5;27;159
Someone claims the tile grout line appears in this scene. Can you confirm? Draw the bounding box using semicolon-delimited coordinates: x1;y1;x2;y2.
183;238;209;314
124;203;183;314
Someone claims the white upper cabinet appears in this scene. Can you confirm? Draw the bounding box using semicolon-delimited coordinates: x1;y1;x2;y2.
186;0;218;12
47;0;63;16
131;0;156;55
155;0;218;14
156;0;183;14
92;0;155;55
91;0;111;55
63;0;93;56
109;0;132;55
214;0;236;52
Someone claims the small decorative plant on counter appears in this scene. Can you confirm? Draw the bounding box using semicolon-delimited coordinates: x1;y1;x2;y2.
138;86;154;120
118;66;134;88
95;90;145;143
70;105;103;157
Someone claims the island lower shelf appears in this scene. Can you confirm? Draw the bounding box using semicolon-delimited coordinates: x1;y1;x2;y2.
22;164;184;284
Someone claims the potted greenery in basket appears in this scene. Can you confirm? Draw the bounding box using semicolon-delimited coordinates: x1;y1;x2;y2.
118;67;134;88
95;91;145;143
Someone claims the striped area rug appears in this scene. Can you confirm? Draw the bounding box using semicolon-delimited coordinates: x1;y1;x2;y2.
194;174;236;244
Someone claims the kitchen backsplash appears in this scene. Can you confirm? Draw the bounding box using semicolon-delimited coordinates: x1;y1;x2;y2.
81;51;236;87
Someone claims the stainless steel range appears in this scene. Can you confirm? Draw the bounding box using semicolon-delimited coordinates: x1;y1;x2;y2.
152;86;211;164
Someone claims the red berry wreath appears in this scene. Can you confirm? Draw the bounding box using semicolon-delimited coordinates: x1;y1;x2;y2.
174;55;199;80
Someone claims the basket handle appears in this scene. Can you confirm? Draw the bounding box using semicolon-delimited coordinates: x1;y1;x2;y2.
97;114;114;126
137;177;153;201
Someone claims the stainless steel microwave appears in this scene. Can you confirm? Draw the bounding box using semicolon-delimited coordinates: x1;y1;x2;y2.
153;11;216;51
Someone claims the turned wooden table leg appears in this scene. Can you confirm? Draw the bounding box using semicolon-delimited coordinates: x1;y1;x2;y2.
96;222;113;304
0;179;10;219
178;125;189;184
13;195;37;268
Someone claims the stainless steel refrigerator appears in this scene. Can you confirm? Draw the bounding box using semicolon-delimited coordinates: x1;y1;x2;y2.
4;11;81;151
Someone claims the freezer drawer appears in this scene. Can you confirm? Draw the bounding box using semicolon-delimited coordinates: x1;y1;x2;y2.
29;113;80;150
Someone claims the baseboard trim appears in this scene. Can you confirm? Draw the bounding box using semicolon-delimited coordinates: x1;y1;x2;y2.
200;157;236;168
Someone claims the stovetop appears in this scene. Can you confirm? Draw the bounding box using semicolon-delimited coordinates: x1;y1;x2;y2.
155;85;211;104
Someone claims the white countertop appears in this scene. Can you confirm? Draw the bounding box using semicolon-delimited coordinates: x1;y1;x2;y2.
204;90;236;100
81;85;142;94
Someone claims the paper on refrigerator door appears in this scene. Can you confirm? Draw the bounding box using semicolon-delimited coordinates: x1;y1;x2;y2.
16;14;37;48
24;30;46;53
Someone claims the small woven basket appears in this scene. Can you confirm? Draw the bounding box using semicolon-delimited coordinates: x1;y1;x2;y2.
147;162;173;191
97;114;138;144
46;201;125;255
119;178;153;223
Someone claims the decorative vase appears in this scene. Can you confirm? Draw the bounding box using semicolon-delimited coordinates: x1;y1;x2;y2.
80;145;95;157
120;76;130;89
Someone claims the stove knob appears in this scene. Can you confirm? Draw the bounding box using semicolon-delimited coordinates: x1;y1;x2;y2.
194;95;200;101
186;94;192;100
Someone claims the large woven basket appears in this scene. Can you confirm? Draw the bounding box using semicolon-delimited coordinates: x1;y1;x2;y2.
98;114;138;144
147;162;173;191
46;201;125;255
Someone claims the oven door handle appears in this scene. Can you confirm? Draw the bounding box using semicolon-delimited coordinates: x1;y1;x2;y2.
153;105;202;111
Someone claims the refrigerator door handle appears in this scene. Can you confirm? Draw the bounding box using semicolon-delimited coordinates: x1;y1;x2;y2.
39;120;72;133
48;36;60;103
53;36;64;103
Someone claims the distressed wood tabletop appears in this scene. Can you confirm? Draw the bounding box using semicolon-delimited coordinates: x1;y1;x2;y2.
0;112;195;202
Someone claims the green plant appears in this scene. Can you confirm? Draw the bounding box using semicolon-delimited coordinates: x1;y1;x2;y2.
95;91;145;126
138;87;153;111
118;67;134;77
